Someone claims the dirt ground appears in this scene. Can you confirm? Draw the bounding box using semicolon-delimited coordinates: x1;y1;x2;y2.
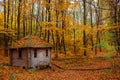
0;50;120;80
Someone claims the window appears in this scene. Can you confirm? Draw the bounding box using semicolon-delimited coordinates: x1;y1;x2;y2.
23;66;26;69
35;66;38;68
34;49;37;58
18;49;22;58
46;49;48;57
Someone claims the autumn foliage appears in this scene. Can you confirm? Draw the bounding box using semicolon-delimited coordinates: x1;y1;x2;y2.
0;0;120;79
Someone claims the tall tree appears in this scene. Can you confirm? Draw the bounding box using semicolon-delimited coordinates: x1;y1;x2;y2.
17;0;22;40
89;0;94;50
3;0;8;56
83;0;87;56
23;0;26;37
114;0;120;54
30;0;34;35
46;0;51;42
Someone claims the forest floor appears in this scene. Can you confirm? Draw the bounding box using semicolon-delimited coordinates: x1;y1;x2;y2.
0;49;120;80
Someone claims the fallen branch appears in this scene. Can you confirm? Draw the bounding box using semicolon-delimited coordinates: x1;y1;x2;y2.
67;67;111;71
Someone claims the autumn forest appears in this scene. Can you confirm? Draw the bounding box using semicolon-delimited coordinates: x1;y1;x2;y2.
0;0;120;80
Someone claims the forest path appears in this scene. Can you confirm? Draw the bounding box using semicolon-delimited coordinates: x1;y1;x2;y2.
52;56;120;71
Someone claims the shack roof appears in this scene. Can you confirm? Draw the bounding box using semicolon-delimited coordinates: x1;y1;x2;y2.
10;35;52;49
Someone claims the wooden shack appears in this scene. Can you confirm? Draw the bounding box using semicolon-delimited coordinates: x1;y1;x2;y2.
9;35;52;69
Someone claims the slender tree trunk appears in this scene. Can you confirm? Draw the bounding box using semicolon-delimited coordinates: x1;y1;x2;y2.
9;0;14;45
30;1;34;35
95;8;98;54
26;18;28;35
83;0;87;56
118;7;120;54
51;30;55;48
35;0;40;35
14;0;17;30
55;10;59;58
73;10;76;54
73;29;76;54
11;0;14;30
114;2;120;54
95;0;102;54
98;0;102;52
44;30;47;40
4;0;8;56
90;0;94;51
61;10;66;55
40;9;44;37
7;0;10;28
4;0;10;56
46;0;51;42
23;16;26;37
17;0;22;40
23;0;26;37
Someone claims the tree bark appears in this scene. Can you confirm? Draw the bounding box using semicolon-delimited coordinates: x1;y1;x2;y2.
17;0;22;40
4;0;8;56
90;0;94;51
30;1;34;35
83;0;87;56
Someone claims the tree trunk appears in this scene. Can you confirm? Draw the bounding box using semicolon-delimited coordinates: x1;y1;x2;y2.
17;0;22;40
114;2;120;54
62;11;66;55
51;30;55;49
23;6;25;37
83;0;87;56
90;0;94;51
4;0;8;56
73;11;76;55
30;1;34;35
35;0;40;35
95;0;102;54
55;10;59;58
46;0;51;42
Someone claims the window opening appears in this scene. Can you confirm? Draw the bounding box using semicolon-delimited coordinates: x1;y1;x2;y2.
46;49;48;57
18;49;22;58
34;49;37;58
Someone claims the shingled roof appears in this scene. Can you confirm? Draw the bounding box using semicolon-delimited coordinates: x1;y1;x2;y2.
10;35;52;49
